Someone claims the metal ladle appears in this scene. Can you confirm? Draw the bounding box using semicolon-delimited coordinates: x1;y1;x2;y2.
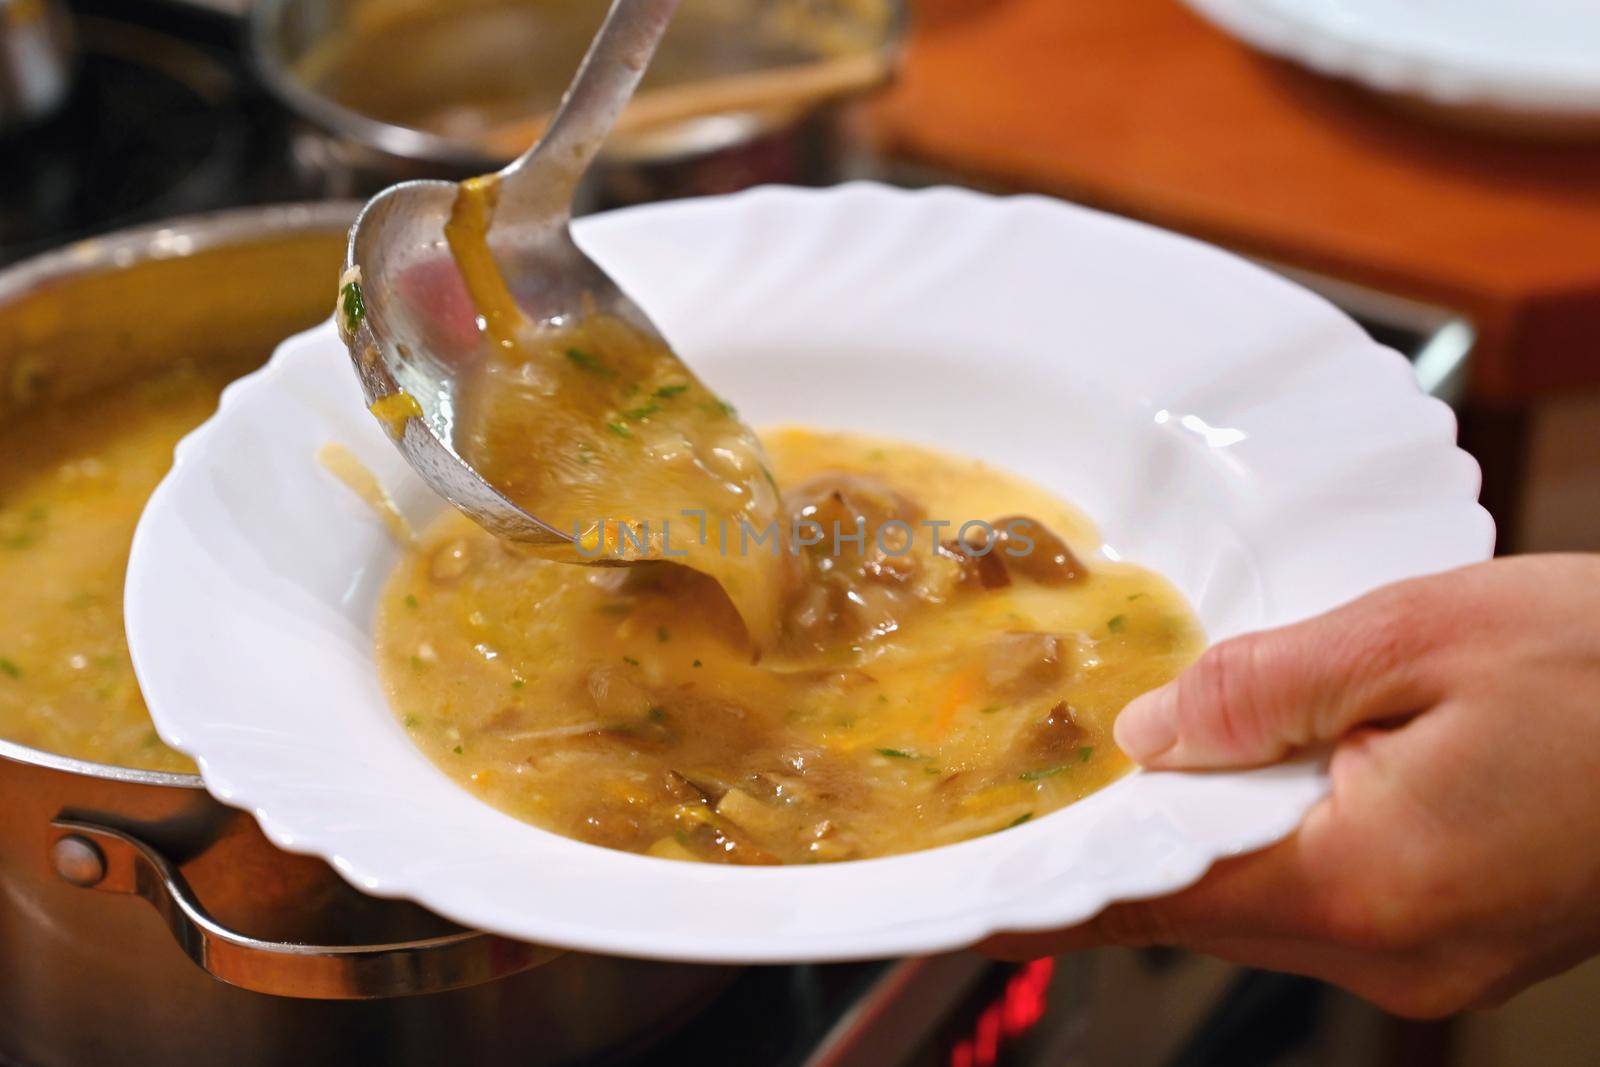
338;0;681;545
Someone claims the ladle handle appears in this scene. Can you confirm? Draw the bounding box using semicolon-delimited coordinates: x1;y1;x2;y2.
47;818;558;1000
501;0;682;218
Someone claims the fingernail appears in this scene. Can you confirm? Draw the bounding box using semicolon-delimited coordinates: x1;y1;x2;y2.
1115;685;1179;764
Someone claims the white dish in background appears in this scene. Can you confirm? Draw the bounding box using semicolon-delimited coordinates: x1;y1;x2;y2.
124;183;1492;963
1184;0;1600;123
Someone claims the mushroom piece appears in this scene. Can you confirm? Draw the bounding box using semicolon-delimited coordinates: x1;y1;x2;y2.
1025;700;1087;758
678;820;781;865
577;808;646;851
939;533;1011;590
989;515;1085;585
780;472;933;651
983;632;1069;697
940;515;1084;590
663;769;710;803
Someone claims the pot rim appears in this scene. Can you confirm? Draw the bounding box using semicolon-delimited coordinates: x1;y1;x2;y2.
0;735;200;787
247;0;500;171
0;198;362;790
0;200;362;307
246;0;907;171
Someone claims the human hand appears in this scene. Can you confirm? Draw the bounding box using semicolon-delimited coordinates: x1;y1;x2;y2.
983;554;1600;1018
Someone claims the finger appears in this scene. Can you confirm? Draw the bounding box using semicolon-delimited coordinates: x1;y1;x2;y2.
1114;576;1451;769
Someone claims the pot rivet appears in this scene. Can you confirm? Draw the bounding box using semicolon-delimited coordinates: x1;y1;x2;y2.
51;835;106;888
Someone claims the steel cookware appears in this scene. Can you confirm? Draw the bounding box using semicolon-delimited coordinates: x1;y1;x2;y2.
0;202;733;1067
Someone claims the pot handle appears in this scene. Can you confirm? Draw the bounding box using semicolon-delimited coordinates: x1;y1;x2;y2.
46;818;560;1000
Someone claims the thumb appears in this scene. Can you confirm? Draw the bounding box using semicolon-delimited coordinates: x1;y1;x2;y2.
1114;583;1445;769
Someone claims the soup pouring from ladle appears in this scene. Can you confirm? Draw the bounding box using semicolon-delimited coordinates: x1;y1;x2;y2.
337;0;685;547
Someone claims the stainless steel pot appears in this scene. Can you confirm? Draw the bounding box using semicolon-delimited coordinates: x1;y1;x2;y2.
248;0;901;205
0;202;734;1067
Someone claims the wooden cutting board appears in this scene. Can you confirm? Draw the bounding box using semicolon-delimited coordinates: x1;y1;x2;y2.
869;0;1600;403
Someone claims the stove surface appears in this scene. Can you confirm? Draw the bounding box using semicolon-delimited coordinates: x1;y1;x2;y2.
0;4;303;267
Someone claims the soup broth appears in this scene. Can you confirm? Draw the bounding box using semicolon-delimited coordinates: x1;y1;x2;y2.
0;360;251;772
375;429;1204;863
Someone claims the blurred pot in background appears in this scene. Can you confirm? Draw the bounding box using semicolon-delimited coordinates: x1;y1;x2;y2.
251;0;902;207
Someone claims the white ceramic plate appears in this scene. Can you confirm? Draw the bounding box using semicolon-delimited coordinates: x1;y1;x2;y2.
125;184;1492;963
1184;0;1600;118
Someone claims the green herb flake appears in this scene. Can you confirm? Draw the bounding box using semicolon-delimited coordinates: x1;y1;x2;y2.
564;347;613;376
876;747;916;760
624;403;661;421
1005;813;1033;830
1020;766;1066;781
1079;745;1095;763
647;706;666;723
622;655;640;666
1107;614;1128;634
409;654;426;671
653;384;689;398
510;679;525;690
1127;593;1147;602
657;626;670;643
692;659;703;668
452;744;464;755
402;714;420;728
340;280;365;330
979;704;1003;714
0;658;18;679
403;593;419;609
924;766;943;775
605;421;633;439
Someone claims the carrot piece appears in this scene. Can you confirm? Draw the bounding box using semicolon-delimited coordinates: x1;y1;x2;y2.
931;666;982;739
